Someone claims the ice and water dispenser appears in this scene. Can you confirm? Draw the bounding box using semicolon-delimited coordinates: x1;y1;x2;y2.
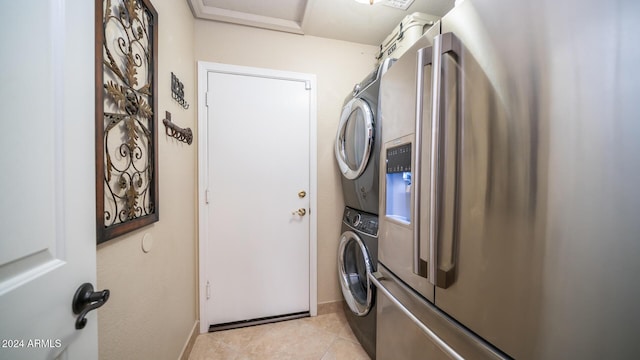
385;143;412;223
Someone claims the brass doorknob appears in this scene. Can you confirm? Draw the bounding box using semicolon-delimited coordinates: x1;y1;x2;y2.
298;190;307;198
292;208;306;216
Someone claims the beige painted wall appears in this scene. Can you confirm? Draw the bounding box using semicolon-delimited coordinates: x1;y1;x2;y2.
96;0;197;359
97;8;378;357
194;20;378;304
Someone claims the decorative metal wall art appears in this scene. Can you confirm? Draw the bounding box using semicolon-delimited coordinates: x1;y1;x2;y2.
96;0;159;244
171;72;189;109
163;111;193;145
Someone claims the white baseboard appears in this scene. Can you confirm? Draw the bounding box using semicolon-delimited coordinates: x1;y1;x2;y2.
318;300;344;315
178;320;200;360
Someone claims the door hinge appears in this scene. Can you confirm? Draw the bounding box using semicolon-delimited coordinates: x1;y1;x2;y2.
205;189;210;204
205;91;212;107
304;81;311;90
206;280;211;300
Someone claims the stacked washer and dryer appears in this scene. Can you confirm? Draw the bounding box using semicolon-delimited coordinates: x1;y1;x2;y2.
334;13;440;359
334;58;394;359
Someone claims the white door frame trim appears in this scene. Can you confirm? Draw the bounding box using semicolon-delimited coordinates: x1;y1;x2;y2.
196;61;318;334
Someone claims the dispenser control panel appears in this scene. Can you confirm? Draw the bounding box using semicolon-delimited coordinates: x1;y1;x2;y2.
386;143;412;173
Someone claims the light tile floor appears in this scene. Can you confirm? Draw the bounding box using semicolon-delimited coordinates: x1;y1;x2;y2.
188;312;370;360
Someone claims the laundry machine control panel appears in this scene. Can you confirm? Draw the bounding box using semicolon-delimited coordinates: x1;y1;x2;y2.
343;207;378;237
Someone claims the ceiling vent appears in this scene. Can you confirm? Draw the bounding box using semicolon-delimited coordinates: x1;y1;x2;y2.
384;0;416;10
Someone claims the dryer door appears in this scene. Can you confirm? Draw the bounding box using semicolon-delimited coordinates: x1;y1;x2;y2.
335;98;374;180
338;230;374;316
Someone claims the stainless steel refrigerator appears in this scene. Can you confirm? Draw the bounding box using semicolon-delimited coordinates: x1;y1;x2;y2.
374;0;640;358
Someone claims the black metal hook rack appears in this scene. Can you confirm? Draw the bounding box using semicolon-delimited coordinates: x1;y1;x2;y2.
171;72;189;109
162;111;193;145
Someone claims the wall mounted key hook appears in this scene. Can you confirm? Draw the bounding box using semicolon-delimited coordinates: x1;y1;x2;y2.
163;111;193;145
171;72;190;109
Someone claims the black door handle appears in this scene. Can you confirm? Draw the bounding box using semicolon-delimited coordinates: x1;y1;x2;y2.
72;283;110;330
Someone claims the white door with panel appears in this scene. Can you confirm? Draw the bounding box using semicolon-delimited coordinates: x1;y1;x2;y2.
0;1;99;359
202;64;316;328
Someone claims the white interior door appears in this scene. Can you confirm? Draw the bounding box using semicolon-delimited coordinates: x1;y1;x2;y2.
202;64;316;327
0;1;98;359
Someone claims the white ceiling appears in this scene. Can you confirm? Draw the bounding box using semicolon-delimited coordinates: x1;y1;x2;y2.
188;0;455;46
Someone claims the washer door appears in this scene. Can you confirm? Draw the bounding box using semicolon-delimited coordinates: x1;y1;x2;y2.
335;98;374;180
338;230;374;316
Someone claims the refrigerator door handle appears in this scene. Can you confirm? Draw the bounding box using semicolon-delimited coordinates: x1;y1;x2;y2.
430;32;462;289
414;46;433;279
428;35;443;287
369;271;464;360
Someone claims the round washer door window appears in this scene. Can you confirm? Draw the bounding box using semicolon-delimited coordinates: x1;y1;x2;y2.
335;98;374;180
338;230;373;316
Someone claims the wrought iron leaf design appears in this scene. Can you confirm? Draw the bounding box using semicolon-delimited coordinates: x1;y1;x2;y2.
101;0;156;230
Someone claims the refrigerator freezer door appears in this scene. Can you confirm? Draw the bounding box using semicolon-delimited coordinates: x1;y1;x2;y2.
373;265;506;360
